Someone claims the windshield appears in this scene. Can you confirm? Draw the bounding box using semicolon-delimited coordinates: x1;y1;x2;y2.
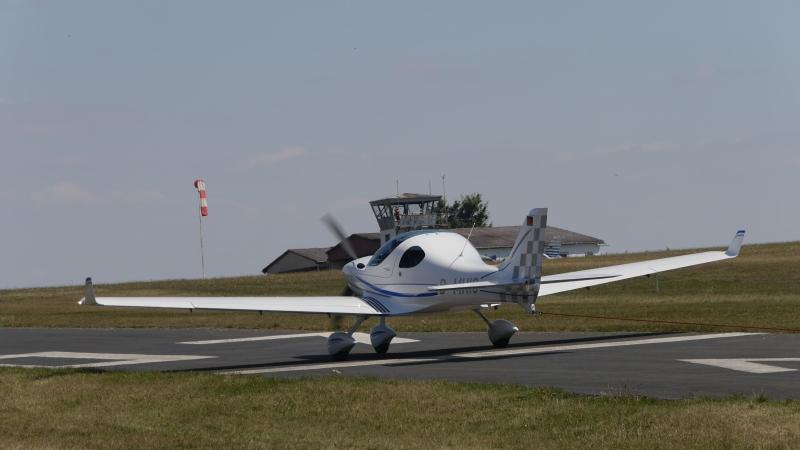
367;230;437;266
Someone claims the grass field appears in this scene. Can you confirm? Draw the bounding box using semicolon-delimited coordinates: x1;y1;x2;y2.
1;241;799;333
2;244;799;449
1;368;799;449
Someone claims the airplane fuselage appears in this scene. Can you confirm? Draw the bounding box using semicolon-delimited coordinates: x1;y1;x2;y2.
342;230;503;314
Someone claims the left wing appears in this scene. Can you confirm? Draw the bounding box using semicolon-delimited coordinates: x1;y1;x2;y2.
539;233;743;296
79;278;388;316
430;230;746;297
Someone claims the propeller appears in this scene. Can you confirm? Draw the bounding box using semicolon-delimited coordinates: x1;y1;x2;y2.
327;286;354;329
321;213;357;260
322;214;357;327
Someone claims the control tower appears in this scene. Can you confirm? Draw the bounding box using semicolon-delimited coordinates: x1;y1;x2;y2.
369;193;443;242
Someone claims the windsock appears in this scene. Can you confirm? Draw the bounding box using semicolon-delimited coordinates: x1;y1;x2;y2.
193;179;208;217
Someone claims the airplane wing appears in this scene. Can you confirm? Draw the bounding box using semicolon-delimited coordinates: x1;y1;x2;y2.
430;230;746;297
79;281;388;316
539;246;740;296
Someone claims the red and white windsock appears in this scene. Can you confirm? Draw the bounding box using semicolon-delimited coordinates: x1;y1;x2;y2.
193;179;208;217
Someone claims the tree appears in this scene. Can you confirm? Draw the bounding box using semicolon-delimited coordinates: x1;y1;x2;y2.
437;193;490;228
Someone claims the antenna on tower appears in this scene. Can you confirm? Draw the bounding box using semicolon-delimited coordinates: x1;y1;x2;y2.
441;174;446;203
441;173;447;224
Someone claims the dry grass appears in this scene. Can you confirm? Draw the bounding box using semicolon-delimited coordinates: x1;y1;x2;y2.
1;241;799;333
0;368;798;449
3;245;798;449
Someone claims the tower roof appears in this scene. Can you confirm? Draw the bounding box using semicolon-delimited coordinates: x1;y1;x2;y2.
369;193;442;206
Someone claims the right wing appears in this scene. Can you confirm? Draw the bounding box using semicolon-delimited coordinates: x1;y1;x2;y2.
79;279;389;315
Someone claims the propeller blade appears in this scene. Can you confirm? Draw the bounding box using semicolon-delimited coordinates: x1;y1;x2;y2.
322;213;357;260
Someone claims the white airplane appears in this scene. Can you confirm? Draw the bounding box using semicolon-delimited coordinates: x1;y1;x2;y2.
80;208;746;360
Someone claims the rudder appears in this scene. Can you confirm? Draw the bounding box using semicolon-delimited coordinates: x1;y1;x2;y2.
498;208;548;313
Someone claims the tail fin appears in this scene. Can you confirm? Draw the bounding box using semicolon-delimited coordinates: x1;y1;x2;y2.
498;208;548;313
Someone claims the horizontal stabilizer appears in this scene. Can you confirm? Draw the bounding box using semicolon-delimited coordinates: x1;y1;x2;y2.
429;273;620;292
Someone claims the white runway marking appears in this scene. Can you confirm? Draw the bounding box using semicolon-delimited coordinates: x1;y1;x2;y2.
680;358;800;374
220;332;758;375
453;332;759;358
0;351;215;369
179;332;329;344
221;358;432;375
178;332;419;346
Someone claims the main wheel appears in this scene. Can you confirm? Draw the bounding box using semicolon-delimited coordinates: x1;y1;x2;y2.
370;323;396;355
487;319;518;348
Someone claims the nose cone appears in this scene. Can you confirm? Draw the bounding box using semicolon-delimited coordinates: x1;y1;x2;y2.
341;261;357;290
342;261;353;276
342;258;368;296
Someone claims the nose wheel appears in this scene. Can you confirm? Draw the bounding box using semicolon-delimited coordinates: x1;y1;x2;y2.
327;315;366;360
327;331;357;361
473;309;518;348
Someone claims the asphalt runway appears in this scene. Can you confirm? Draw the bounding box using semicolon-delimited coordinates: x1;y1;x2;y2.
1;328;799;399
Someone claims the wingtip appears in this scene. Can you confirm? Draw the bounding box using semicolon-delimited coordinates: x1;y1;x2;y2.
80;277;97;306
725;230;746;257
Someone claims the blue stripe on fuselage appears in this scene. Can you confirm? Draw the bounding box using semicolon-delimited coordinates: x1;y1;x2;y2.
354;276;438;298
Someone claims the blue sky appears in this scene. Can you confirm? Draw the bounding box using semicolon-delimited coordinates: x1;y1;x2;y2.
1;1;798;288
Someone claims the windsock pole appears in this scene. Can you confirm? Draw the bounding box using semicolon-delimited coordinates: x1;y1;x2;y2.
193;179;208;279
198;210;205;279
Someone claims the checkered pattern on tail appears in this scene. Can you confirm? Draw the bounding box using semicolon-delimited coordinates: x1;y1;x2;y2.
498;208;548;313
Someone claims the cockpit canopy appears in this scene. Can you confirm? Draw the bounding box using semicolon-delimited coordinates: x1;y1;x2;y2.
364;229;487;274
367;230;435;267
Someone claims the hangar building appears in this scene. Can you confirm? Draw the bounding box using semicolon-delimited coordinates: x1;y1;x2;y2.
263;227;605;274
262;247;330;274
262;193;606;274
321;226;605;269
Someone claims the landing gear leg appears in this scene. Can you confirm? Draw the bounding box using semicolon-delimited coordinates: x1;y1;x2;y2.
327;315;368;360
369;316;396;354
473;309;519;348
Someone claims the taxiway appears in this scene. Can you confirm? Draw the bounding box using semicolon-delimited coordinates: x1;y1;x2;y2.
1;328;797;399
